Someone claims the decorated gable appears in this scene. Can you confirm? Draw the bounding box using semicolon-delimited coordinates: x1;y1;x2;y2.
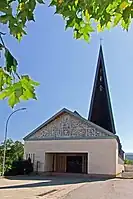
26;111;115;140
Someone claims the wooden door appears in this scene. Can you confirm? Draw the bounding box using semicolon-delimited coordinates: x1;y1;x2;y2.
56;154;66;172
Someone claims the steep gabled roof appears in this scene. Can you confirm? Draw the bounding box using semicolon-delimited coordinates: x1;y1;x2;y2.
23;108;117;141
88;45;116;134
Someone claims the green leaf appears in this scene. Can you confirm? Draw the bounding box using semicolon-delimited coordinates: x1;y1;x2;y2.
84;24;94;33
131;11;133;18
0;70;4;91
97;23;104;32
15;87;23;98
106;21;111;30
16;33;22;42
8;92;20;108
65;18;75;29
21;75;30;81
13;82;23;98
29;0;36;12
18;2;25;12
119;1;129;10
0;91;7;100
20;93;29;100
114;13;122;26
27;11;35;21
29;79;40;86
24;88;37;99
85;9;90;22
37;0;45;4
5;75;12;85
74;22;80;30
121;18;130;31
5;49;18;73
83;33;90;42
49;0;57;7
75;0;78;7
0;14;10;24
0;43;4;50
0;5;12;15
74;30;82;39
122;6;131;24
20;76;38;100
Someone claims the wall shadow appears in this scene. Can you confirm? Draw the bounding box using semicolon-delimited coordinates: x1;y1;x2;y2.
0;175;110;190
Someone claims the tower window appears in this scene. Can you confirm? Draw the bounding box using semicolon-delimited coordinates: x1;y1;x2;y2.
100;76;102;82
99;85;103;91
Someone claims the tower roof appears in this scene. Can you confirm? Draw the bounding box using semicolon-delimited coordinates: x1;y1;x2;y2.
88;45;116;134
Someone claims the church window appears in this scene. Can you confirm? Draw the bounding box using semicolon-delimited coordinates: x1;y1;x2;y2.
99;85;103;91
100;76;102;82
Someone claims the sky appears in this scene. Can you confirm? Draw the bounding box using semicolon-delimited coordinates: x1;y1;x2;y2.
0;3;133;152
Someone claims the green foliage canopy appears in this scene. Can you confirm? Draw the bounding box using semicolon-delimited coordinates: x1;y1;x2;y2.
124;159;133;165
0;0;132;107
0;139;24;174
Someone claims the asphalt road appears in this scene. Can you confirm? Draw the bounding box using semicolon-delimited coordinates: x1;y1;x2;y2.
63;179;133;199
0;176;133;199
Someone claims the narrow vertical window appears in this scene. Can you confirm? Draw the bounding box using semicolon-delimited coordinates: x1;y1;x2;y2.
99;85;103;91
33;154;35;165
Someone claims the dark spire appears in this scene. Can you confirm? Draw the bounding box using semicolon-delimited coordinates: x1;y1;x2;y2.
88;45;116;134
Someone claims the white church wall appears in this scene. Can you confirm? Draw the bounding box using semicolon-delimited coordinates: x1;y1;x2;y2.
116;147;124;174
24;138;117;176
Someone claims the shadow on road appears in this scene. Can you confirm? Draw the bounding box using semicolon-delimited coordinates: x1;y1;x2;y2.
0;176;109;190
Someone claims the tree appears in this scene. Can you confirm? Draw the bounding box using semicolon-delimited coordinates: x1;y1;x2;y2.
0;139;24;174
0;0;132;108
124;159;133;165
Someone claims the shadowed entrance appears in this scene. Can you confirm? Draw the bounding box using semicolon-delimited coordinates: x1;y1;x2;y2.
45;153;88;174
66;156;82;173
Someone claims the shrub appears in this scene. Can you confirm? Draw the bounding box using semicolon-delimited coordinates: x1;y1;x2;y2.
4;158;33;176
124;159;133;165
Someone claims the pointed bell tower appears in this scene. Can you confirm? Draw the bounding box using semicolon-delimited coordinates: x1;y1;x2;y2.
88;45;116;134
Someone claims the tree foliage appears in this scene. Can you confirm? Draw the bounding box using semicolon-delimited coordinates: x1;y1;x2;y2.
0;139;24;174
0;0;132;107
51;0;133;41
124;159;133;165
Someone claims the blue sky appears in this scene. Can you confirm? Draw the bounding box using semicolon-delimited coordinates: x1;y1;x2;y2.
0;4;133;152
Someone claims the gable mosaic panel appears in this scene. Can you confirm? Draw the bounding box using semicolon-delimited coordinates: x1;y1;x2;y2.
28;113;110;140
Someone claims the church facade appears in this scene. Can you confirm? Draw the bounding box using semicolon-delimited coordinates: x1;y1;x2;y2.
24;46;124;177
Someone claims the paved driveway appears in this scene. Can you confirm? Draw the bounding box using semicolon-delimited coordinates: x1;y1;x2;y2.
0;176;133;199
64;179;133;199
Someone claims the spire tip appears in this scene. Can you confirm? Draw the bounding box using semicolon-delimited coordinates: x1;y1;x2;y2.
100;37;103;46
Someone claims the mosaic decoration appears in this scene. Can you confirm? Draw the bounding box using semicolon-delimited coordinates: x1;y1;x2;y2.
29;113;110;140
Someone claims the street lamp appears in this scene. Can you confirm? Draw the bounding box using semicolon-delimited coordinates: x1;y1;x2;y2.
2;107;26;176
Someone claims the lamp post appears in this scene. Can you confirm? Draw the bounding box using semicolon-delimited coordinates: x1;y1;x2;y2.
2;107;26;176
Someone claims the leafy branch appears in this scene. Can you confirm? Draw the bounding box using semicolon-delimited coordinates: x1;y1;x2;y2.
0;0;42;107
0;0;133;107
50;0;133;42
0;32;39;108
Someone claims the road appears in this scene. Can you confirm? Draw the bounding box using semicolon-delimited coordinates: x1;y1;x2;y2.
0;176;133;199
63;179;133;199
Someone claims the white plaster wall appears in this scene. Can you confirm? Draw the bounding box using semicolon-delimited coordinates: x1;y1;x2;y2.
118;157;124;173
115;145;124;174
24;138;117;175
116;154;124;174
45;153;53;172
24;147;45;172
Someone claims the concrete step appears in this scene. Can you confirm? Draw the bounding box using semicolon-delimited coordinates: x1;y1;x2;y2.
121;172;133;179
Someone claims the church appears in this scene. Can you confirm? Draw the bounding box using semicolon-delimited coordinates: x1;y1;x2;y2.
24;46;124;177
